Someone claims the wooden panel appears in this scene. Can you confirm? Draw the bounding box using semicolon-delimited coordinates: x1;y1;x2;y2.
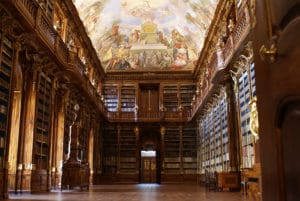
142;157;156;183
139;87;159;114
216;172;240;190
61;163;89;190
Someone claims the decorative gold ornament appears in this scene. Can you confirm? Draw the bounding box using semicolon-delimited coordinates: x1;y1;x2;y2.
249;97;259;139
259;43;277;63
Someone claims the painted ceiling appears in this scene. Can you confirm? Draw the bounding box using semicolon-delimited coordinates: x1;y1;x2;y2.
73;0;219;72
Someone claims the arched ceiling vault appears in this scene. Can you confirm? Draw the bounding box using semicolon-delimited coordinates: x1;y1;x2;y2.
73;0;219;72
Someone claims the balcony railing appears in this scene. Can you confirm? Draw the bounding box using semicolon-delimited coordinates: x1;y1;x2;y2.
106;110;191;122
14;0;105;114
190;5;251;119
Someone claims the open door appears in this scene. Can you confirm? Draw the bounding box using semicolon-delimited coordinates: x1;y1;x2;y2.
141;150;157;183
253;1;300;200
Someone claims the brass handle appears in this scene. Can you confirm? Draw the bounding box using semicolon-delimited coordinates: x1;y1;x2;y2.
259;43;277;63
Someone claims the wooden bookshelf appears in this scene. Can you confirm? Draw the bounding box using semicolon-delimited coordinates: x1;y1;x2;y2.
180;84;196;111
78;109;89;162
0;32;13;169
120;85;136;112
198;93;230;173
103;84;118;112
164;126;180;173
163;85;178;112
182;126;197;174
103;124;118;174
238;63;256;168
33;73;52;170
220;98;229;171
119;126;136;173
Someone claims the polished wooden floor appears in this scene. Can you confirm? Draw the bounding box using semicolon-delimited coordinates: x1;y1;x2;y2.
6;184;251;201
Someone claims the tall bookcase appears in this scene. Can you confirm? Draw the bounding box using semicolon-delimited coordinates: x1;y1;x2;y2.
103;125;117;174
182;125;197;174
120;85;136;112
163;85;178;111
103;84;118;112
0;32;13;169
198;93;230;173
119;127;136;173
164;126;180;173
180;84;196;111
220;97;229;171
238;62;256;168
34;73;52;170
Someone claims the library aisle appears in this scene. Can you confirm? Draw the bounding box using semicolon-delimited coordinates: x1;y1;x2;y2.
7;184;251;201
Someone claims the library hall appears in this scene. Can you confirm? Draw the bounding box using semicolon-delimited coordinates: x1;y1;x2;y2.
0;0;299;201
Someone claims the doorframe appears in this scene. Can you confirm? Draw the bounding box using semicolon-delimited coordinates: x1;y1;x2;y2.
138;126;161;184
140;150;157;183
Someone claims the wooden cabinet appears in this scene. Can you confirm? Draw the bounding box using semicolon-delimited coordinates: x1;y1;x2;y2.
216;172;240;191
61;162;89;190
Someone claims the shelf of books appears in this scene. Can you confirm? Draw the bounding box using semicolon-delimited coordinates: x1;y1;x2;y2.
0;32;13;169
238;63;256;168
78;109;89;162
119;126;136;173
220;97;230;171
103;84;119;112
164;126;180;173
182;125;197;174
120;85;136;112
103;124;118;174
34;73;52;170
163;85;178;112
180;84;196;111
198;93;229;173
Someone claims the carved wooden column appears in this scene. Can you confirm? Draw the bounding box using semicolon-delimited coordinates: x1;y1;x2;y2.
17;56;40;193
88;114;95;185
116;124;121;174
51;84;66;189
93;120;102;182
224;75;241;172
179;125;183;174
6;41;22;193
134;126;139;178
160;126;165;174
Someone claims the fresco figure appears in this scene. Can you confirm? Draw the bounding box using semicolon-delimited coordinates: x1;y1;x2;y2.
115;57;131;70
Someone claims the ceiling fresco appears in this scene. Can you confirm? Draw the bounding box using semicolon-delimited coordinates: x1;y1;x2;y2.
73;0;219;71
